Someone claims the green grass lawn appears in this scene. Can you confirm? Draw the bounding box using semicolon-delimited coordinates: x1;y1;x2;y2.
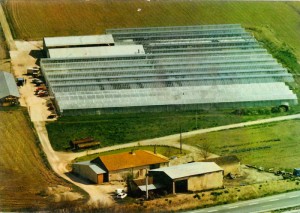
47;108;292;151
183;119;300;171
74;145;185;162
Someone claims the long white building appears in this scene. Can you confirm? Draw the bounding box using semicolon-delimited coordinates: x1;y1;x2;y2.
41;24;298;115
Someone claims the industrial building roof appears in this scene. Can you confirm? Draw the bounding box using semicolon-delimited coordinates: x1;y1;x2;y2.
73;161;106;174
150;162;223;180
48;45;145;58
0;71;20;99
43;34;114;48
40;24;298;114
52;83;297;110
92;150;169;172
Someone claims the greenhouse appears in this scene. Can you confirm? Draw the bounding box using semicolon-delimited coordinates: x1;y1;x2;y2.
40;24;298;115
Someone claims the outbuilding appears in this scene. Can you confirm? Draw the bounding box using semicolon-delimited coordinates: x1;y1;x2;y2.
91;150;169;182
72;161;106;184
72;150;169;184
0;71;20;106
149;162;224;194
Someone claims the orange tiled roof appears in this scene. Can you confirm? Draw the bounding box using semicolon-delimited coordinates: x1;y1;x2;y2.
97;150;169;171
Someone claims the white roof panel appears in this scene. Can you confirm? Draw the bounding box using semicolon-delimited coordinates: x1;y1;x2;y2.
48;45;145;58
44;34;114;48
53;83;298;110
150;162;223;180
0;71;20;99
73;161;106;174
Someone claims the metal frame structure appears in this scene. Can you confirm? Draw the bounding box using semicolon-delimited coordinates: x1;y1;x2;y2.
40;24;298;115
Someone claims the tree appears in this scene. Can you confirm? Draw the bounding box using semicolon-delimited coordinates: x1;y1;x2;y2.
197;141;212;159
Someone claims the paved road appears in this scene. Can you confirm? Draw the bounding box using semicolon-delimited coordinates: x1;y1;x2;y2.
185;190;300;213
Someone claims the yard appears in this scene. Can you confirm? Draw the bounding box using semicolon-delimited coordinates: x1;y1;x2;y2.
0;108;86;211
46;109;287;151
183;119;300;171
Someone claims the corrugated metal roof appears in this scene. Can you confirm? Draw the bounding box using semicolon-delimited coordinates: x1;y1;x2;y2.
44;34;114;48
150;162;223;180
0;71;20;99
54;83;298;110
48;45;145;58
73;161;106;174
94;150;169;171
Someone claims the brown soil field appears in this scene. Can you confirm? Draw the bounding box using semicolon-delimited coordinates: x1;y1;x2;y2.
3;0;300;61
0;108;86;211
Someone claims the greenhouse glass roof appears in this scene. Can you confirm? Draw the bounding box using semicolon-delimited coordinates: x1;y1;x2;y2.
40;24;298;114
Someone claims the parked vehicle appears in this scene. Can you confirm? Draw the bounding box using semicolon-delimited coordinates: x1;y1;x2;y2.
31;78;43;84
37;91;48;97
47;114;57;119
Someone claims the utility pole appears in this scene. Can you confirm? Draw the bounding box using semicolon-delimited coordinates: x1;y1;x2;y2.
145;172;149;199
180;125;182;154
196;111;198;129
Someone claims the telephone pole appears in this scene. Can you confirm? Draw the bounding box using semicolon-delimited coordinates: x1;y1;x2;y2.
180;125;182;154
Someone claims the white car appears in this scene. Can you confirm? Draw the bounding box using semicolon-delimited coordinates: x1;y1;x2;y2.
116;192;127;199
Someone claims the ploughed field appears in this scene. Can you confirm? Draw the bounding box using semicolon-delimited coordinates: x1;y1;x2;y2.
3;1;300;61
0;109;84;211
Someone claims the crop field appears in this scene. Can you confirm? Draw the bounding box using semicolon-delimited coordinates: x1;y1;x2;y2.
3;1;300;62
0;109;85;211
46;109;285;151
183;119;300;171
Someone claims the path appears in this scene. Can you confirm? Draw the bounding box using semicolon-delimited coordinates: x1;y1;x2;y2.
0;5;16;50
33;121;116;206
58;113;300;161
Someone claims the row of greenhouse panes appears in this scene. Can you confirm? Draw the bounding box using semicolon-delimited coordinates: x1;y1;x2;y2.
41;24;298;115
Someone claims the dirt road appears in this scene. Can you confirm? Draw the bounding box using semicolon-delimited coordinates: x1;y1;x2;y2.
33;121;116;207
0;5;16;50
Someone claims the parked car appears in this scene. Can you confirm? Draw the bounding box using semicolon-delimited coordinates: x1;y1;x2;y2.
37;91;48;97
47;114;57;119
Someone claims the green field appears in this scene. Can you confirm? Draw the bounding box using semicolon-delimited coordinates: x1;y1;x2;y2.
75;145;186;162
183;119;300;171
47;108;291;151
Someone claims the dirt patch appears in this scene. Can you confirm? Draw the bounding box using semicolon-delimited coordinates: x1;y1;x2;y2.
10;40;53;122
46;185;82;202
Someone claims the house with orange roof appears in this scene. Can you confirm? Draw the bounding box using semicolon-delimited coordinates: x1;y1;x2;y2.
72;150;169;184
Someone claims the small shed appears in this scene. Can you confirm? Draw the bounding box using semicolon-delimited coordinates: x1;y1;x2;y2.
0;71;20;106
150;162;224;194
72;161;106;184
